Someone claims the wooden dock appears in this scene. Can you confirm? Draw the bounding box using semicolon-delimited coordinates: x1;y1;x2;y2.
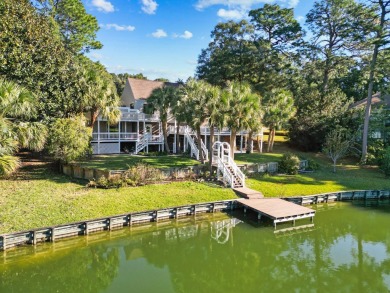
233;187;264;199
236;198;315;227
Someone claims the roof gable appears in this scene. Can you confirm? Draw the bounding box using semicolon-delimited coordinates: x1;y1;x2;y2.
127;78;164;100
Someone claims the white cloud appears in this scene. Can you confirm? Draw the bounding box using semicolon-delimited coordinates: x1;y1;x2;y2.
194;0;302;21
288;0;299;8
195;0;271;10
90;52;103;60
295;15;304;23
141;0;158;14
173;30;193;39
217;8;246;19
195;0;300;13
102;24;136;31
91;0;114;12
152;29;167;38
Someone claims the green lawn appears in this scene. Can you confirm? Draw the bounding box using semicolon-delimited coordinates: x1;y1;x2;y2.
0;162;236;234
235;152;283;164
236;144;390;197
3;143;390;233
78;154;201;170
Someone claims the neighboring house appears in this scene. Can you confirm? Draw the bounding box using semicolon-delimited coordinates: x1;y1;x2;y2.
350;93;390;141
91;78;262;155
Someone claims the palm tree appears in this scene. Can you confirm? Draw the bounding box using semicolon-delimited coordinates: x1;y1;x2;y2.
263;89;296;152
223;82;261;158
0;79;47;176
171;85;188;153
79;60;121;127
245;111;263;154
178;79;211;163
147;86;177;153
204;84;224;169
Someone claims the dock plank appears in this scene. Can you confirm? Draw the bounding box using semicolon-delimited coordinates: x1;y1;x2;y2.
233;187;264;199
236;198;315;220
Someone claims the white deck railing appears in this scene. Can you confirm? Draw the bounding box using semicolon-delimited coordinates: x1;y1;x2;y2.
92;132;138;141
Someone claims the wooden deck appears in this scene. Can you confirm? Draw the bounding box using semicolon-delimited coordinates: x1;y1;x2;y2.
233;187;264;199
236;198;315;227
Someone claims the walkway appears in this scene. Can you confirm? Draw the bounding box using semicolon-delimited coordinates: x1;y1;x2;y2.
233;187;263;199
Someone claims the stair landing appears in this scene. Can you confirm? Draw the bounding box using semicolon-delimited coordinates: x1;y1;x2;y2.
233;187;264;199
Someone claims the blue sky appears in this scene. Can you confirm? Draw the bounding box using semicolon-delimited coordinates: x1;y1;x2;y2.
84;0;314;81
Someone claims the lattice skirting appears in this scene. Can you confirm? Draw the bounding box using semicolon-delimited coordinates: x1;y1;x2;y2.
92;142;120;154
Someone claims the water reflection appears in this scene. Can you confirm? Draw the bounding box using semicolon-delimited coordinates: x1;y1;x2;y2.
211;218;242;244
0;202;389;293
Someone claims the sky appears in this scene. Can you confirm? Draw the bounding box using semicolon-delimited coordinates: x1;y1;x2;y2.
84;0;315;81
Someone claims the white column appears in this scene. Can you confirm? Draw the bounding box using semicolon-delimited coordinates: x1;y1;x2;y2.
97;119;100;154
118;121;121;144
174;119;177;154
144;117;147;154
260;127;264;153
137;120;139;140
240;134;243;153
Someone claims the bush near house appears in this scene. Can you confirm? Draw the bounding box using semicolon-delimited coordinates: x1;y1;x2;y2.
379;147;390;177
278;152;300;175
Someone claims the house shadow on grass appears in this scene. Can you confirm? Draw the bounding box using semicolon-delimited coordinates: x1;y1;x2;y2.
10;161;87;186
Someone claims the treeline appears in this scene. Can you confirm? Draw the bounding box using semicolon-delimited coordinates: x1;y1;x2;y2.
196;1;389;162
0;0;120;175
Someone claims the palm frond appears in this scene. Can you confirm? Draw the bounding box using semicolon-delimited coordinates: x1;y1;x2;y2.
0;155;20;176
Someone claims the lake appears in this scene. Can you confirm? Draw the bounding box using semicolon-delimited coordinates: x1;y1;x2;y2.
1;200;389;293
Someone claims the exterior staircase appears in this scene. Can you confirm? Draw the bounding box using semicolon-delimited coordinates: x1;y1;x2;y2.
184;128;208;161
226;165;244;188
134;133;148;154
213;141;245;188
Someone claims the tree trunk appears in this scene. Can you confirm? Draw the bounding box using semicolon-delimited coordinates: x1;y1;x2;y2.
162;121;170;153
90;109;99;128
333;160;337;173
230;128;237;159
270;128;276;152
209;125;215;172
196;126;204;163
361;1;387;164
267;128;272;152
246;131;253;153
176;122;180;153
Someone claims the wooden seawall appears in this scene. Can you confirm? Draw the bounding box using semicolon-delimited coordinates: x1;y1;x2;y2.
1;189;390;251
283;190;390;205
0;200;234;251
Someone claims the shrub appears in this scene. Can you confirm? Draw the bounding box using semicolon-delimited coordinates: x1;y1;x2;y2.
278;152;300;175
307;159;320;171
123;163;164;185
96;175;109;188
366;140;384;165
47;115;92;164
379;147;390;177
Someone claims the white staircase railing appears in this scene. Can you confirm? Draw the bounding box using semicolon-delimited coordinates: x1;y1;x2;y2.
184;129;199;160
225;152;245;187
135;133;149;154
192;132;208;162
213;141;245;188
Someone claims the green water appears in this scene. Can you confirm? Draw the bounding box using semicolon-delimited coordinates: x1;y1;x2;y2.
1;201;390;293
